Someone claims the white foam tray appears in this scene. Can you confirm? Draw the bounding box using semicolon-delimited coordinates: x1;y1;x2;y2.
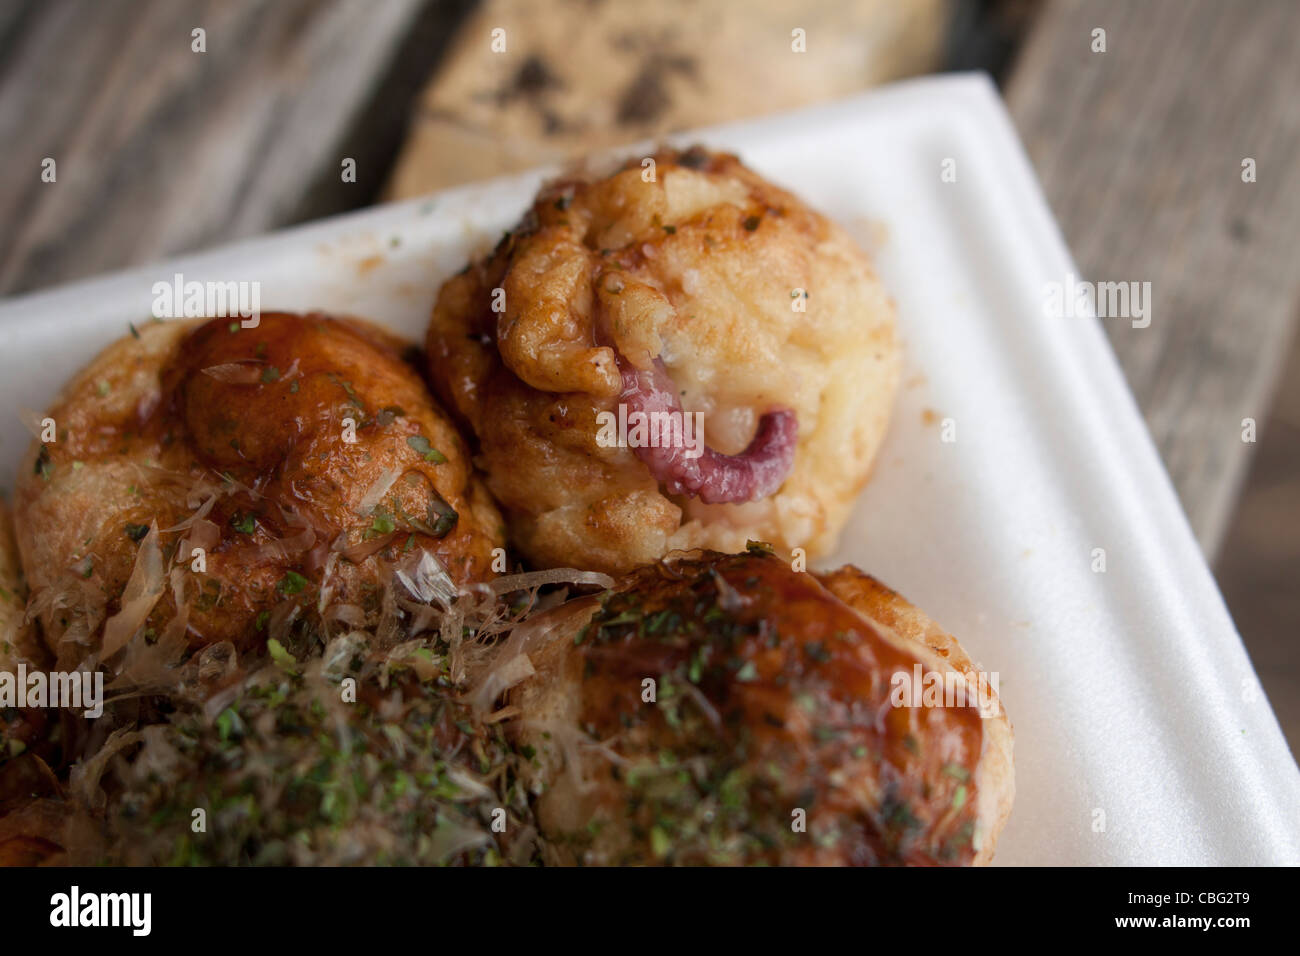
1;74;1295;865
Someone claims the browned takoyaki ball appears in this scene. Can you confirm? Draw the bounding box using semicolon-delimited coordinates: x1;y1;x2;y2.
13;312;503;672
505;548;1014;866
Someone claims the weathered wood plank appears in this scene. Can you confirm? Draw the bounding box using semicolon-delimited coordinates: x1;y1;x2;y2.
0;0;464;297
1006;0;1300;557
1214;328;1300;752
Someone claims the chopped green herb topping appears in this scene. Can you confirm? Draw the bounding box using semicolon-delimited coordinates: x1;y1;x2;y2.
278;570;309;595
406;435;447;464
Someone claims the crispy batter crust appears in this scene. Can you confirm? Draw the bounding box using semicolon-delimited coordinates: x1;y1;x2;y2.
817;566;1015;865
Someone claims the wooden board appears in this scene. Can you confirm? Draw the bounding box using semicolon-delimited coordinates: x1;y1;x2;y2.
1214;329;1300;753
0;0;460;296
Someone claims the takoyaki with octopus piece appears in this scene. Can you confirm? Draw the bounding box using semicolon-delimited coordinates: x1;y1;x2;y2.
498;547;1014;865
12;312;504;675
428;147;900;574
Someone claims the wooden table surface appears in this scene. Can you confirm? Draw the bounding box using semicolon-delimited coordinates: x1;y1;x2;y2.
1;0;1296;564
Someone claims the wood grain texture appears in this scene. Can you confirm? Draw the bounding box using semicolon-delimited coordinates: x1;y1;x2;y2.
0;0;460;297
1214;328;1300;757
1006;0;1300;557
384;0;949;197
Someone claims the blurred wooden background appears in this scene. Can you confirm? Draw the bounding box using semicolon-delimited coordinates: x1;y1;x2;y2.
0;0;1295;753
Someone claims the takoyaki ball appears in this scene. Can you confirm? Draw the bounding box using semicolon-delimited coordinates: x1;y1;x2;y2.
508;547;1013;865
428;147;900;574
13;313;504;672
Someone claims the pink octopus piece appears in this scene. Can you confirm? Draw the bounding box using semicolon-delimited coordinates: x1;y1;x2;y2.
618;358;797;504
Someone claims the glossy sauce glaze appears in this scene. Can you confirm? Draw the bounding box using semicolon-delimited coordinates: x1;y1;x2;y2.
517;548;988;865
